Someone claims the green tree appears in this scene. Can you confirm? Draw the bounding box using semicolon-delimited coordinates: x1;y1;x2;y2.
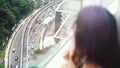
0;0;34;51
11;7;20;19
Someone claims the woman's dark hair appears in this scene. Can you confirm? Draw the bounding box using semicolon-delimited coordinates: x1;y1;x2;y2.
75;6;120;68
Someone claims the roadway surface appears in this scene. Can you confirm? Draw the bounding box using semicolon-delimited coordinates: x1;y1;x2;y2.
9;15;33;68
9;24;25;68
9;0;62;68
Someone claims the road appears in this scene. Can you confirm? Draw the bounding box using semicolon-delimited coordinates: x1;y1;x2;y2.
8;0;62;68
23;1;61;68
9;24;25;68
9;8;44;68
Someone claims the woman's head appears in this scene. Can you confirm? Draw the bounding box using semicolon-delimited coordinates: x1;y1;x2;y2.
74;6;120;67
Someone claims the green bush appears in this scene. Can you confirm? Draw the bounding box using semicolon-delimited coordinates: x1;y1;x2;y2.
0;51;5;58
0;62;4;68
0;0;34;51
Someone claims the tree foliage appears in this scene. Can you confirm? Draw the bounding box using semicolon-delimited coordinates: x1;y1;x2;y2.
0;0;34;51
0;0;54;51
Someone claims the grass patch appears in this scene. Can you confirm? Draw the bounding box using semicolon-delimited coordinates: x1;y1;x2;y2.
0;61;4;68
34;46;53;54
0;51;5;58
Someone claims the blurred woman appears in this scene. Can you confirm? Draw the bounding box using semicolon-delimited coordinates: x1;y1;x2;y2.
62;6;120;68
